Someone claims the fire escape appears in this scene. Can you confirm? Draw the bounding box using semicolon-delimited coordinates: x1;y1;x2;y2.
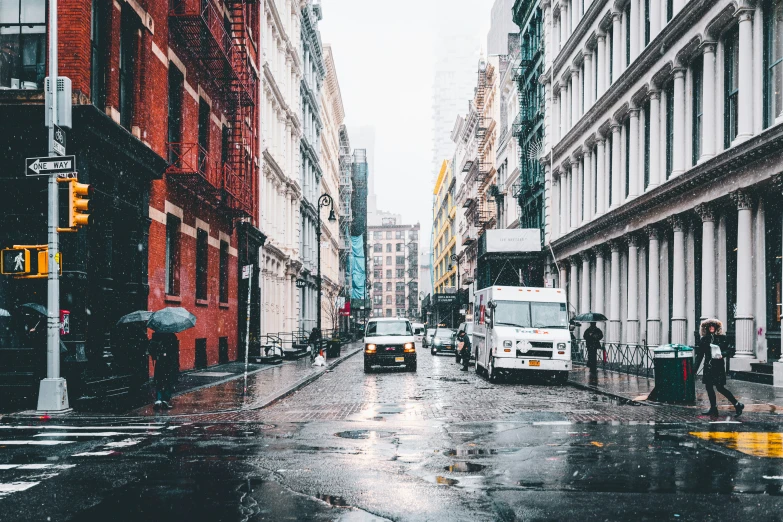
473;62;496;233
167;0;257;224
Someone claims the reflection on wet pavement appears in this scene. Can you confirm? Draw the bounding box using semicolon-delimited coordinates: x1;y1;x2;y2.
334;430;394;439
690;431;783;458
444;462;486;472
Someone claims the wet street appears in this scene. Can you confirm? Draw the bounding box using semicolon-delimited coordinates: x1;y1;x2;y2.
2;349;783;521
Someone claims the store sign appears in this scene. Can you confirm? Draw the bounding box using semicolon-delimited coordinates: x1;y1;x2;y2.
433;293;457;305
484;229;541;253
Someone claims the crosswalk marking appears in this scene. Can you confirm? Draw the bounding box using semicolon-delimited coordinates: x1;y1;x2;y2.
0;440;75;446
0;425;164;431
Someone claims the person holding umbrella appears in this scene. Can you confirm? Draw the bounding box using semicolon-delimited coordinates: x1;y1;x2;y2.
147;307;196;410
573;312;607;371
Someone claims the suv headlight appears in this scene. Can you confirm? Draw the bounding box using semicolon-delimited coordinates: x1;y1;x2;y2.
404;342;415;353
503;340;513;348
557;343;566;350
365;344;377;353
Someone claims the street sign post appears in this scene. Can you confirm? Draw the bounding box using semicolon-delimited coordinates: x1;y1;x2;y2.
26;155;75;176
242;264;253;396
52;125;65;156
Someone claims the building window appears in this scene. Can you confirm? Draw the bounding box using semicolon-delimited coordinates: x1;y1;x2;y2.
396;256;405;265
624;118;630;199
373;282;382;292
219;240;229;303
643;99;651;189
396;268;405;278
167;65;184;164
373;256;382;265
608;26;614;84
396;231;404;239
607;139;613;205
396;295;405;305
373;243;381;253
165;214;181;296
396;282;405;292
396;243;402;252
764;0;783;127
725;27;740;148
644;0;650;45
374;231;382;239
385;282;391;291
386;269;392;278
0;0;46;89
196;229;209;301
386;231;392;239
666;0;673;22
409;231;418;240
119;6;139;130
373;269;381;279
625;4;631;67
386;295;392;305
386;256;391;265
385;243;391;252
692;57;703;164
665;81;674;179
198;99;210;173
91;0;108;107
385;309;392;317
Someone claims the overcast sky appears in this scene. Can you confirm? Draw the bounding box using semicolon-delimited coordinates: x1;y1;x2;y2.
320;0;495;248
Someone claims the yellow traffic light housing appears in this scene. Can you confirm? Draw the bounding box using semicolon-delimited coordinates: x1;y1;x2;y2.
1;248;30;275
0;245;59;278
57;178;90;231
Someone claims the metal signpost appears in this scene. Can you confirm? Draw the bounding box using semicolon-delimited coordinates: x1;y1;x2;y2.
26;155;75;176
37;0;70;413
242;264;253;397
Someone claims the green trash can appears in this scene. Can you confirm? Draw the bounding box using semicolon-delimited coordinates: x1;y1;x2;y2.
651;344;695;403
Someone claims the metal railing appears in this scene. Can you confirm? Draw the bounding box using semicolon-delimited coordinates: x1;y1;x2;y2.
572;340;655;378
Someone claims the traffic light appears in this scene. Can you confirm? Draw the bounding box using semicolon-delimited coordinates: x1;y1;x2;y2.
57;178;90;231
1;248;30;275
0;245;58;278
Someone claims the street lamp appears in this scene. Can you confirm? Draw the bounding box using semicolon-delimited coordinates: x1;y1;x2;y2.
317;194;336;338
449;253;461;289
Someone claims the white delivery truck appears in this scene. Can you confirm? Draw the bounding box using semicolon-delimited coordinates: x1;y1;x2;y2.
473;286;571;383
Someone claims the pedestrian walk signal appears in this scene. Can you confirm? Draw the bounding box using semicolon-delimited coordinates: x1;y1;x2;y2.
57;178;90;231
1;248;30;274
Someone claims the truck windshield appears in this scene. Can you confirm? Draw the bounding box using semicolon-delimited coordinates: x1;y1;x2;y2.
494;301;568;329
366;321;413;336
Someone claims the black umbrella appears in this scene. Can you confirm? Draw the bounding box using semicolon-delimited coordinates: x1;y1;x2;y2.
573;312;608;322
116;310;153;326
147;307;196;333
20;303;47;315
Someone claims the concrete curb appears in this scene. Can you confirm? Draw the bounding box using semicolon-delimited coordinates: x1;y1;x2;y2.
566;379;646;406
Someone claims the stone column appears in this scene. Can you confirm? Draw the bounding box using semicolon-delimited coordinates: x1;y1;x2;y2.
672;68;686;177
583;146;593;223
612;12;622;83
574;152;583;226
572;68;581;125
628;108;640;199
563;80;570;131
609;240;622;343
695;204;716;320
669;215;687;345
646;226;661;345
593;246;606;315
737;10;754;142
558;171;567;237
583;52;593;110
569;258;579;314
629;0;640;61
731;190;755;357
544;79;552;151
595;137;606;216
610;122;622;210
648;90;661;189
559;262;568;290
569;165;577;231
649;0;661;40
553;90;560;143
596;34;606;98
700;43;717;161
627;234;640;343
581;253;591;314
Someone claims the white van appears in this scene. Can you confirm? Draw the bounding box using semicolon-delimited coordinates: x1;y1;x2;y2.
473;286;571;383
411;322;425;345
363;317;417;372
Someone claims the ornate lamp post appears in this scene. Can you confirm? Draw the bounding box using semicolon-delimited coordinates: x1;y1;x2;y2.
317;194;336;336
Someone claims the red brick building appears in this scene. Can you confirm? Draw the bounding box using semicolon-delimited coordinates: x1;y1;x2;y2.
0;0;263;408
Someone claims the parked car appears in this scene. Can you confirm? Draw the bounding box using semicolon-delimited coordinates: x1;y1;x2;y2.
411;322;425;346
423;329;436;348
430;328;456;356
363;317;417;372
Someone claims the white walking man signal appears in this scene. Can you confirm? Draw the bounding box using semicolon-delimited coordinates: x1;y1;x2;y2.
13;252;24;271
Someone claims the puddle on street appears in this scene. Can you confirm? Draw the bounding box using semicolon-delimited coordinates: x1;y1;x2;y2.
444;462;487;473
689;431;783;458
445;448;498;456
317;494;351;507
516;480;546;490
335;430;394;440
436;476;459;486
591;395;639;406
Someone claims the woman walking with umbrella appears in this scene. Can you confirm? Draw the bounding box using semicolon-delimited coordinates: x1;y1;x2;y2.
696;318;744;417
147;307;196;410
574;312;607;371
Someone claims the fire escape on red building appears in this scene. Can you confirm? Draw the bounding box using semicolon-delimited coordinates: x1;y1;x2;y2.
166;0;257;224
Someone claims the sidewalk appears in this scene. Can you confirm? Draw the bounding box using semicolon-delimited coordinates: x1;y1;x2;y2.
131;342;363;417
569;365;783;416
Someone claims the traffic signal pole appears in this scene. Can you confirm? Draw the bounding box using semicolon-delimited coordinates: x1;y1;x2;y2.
37;0;69;413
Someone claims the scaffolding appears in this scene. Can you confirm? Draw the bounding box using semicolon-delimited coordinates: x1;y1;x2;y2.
167;0;257;223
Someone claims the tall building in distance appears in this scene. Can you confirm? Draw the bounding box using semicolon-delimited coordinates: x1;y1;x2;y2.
260;0;303;337
350;150;369;323
337;125;353;330
299;0;326;332
487;0;518;55
369;220;421;319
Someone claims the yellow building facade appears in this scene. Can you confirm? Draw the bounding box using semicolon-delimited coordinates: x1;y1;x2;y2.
432;160;457;294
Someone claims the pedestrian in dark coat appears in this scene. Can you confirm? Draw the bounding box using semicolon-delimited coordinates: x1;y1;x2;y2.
583;322;603;370
695;318;743;417
308;327;321;360
149;332;179;410
456;330;471;372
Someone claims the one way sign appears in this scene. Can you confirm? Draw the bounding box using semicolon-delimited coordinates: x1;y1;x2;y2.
26;155;76;176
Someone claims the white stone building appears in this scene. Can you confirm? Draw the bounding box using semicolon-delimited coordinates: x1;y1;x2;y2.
320;44;344;332
259;0;303;336
541;0;783;369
